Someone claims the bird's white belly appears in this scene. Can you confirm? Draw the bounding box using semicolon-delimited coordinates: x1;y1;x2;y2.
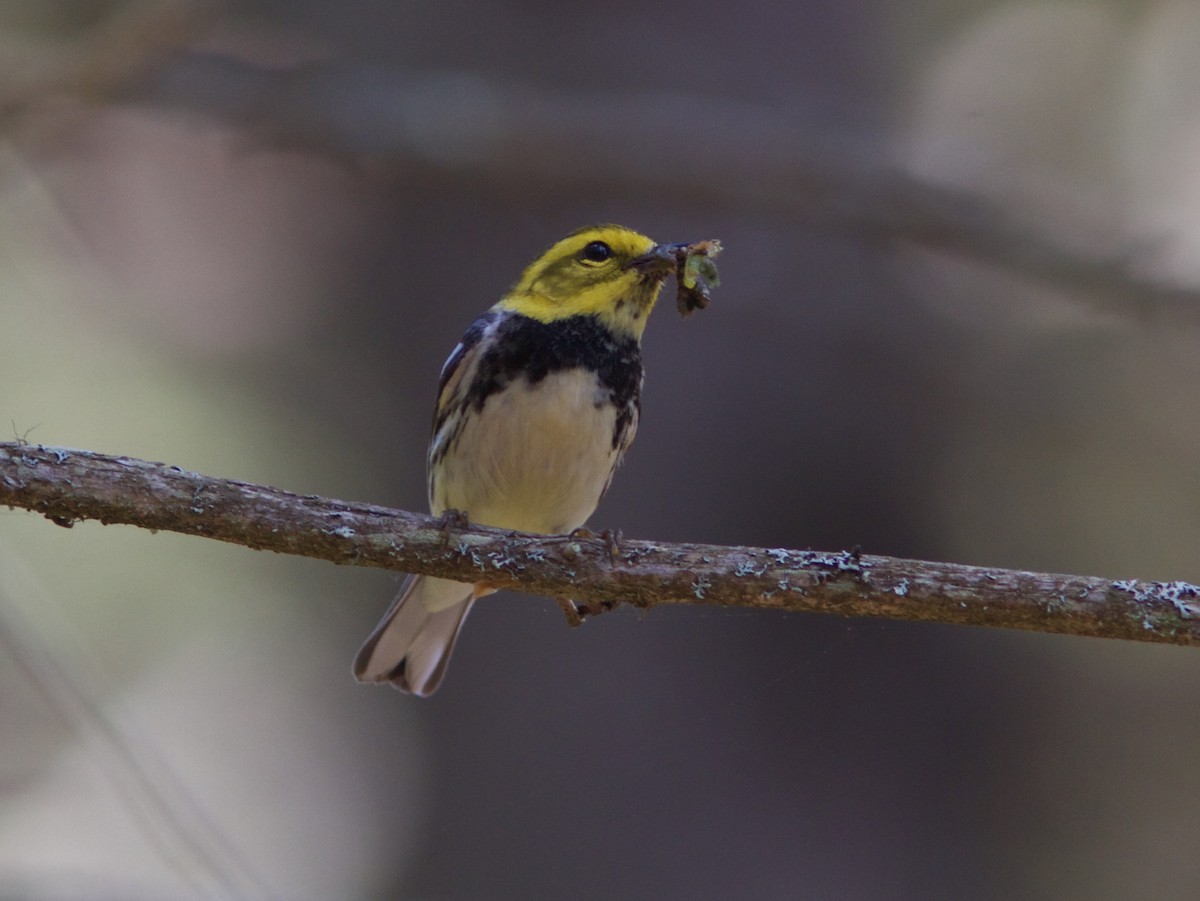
432;368;623;534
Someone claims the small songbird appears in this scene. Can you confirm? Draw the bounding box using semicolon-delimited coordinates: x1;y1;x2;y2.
353;225;689;695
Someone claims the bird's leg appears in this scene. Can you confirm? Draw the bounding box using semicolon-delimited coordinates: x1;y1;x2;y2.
437;508;470;531
572;598;618;619
435;508;470;545
554;597;584;628
555;526;623;623
567;526;622;565
601;528;622;565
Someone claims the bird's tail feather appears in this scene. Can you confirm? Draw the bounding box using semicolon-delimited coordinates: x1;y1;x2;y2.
353;575;474;696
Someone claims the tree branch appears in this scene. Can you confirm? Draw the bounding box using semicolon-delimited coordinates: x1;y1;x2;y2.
2;441;1198;646
128;58;1200;322
4;9;1194;324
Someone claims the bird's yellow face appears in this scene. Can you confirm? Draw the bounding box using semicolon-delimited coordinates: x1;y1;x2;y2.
497;225;673;340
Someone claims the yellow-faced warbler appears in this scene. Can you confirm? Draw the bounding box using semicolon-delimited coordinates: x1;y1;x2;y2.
354;225;720;695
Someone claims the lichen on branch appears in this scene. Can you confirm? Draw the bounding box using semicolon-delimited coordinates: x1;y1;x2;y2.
2;441;1198;645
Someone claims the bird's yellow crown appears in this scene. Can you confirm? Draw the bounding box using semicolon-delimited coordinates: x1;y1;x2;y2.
496;225;665;339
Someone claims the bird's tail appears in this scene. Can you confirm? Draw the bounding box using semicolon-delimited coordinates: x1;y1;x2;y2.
353;575;475;696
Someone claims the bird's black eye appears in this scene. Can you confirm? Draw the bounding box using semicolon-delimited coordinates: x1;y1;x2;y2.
581;241;612;263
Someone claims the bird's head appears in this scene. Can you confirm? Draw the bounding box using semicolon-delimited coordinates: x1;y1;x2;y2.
498;225;681;339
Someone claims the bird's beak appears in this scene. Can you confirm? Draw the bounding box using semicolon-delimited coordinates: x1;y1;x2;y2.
625;243;689;276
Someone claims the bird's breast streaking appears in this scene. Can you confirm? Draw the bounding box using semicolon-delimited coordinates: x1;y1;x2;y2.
428;311;643;535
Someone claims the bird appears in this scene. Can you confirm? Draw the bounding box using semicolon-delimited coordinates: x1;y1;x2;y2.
353;224;690;695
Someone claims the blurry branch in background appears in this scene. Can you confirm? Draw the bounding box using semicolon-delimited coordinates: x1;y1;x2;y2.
0;3;1196;321
0;1;210;127
4;442;1200;648
136;56;1196;320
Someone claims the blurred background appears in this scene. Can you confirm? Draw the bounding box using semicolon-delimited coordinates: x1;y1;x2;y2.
3;1;1200;898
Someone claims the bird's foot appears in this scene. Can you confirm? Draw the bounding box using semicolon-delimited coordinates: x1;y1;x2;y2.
435;508;470;544
572;598;619;619
555;597;584;628
601;528;622;565
568;526;623;564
